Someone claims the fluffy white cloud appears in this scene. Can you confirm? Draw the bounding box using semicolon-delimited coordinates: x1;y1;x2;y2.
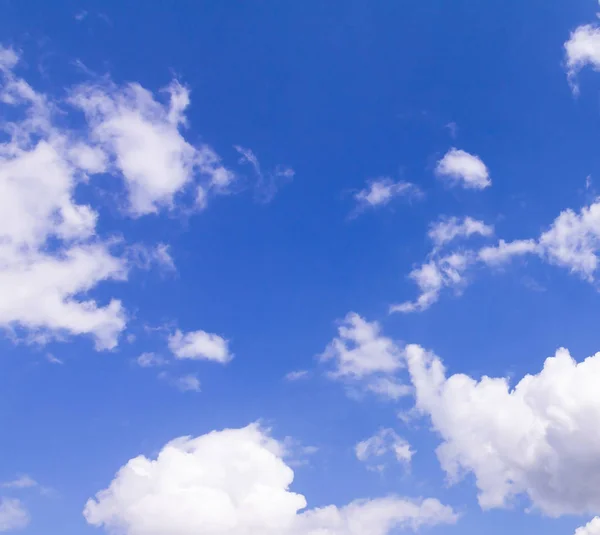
168;329;232;363
576;518;600;535
234;145;294;203
365;377;412;401
320;313;403;379
71;80;234;216
564;24;600;93
391;253;472;313
478;239;538;265
435;148;491;190
0;46;127;349
353;178;421;213
0;498;28;532
405;343;600;515
428;217;493;248
84;424;457;535
538;200;600;280
355;428;414;468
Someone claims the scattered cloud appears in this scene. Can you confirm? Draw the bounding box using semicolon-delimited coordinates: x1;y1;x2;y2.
435;148;491;190
321;313;403;379
366;377;412;401
0;499;28;532
391;253;472;313
136;352;166;368
285;370;310;381
478;239;538;266
168;329;232;363
353;178;421;215
355;428;414;471
71;80;234;216
576;518;600;535
406;343;600;515
234;145;294;203
564;24;600;94
84;424;457;535
428;216;493;248
0;476;37;490
46;353;64;365
159;372;201;393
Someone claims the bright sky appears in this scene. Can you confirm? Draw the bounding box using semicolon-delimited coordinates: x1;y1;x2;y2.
2;2;600;535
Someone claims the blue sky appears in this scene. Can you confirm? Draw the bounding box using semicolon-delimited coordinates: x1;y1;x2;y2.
2;1;600;534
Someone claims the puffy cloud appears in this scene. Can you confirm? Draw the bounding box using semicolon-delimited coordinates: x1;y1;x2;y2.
576;518;600;535
353;178;421;214
0;498;28;532
428;217;493;248
564;24;600;93
365;377;412;401
84;424;457;535
405;343;600;516
71;80;234;216
234;145;294;203
168;329;232;363
435;148;491;190
355;428;414;469
538;200;600;280
391;253;472;313
478;239;538;266
320;313;403;379
0;47;127;349
159;372;202;392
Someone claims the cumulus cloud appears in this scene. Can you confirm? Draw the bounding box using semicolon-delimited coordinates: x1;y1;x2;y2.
285;370;310;381
0;498;28;532
428;217;493;248
234;145;294;203
576;518;600;535
0;476;37;490
435;148;491;190
0;46;127;349
405;343;600;515
84;424;457;535
168;329;232;363
71;80;234;216
564;24;600;93
320;313;403;379
353;178;421;214
391;253;472;313
355;428;414;470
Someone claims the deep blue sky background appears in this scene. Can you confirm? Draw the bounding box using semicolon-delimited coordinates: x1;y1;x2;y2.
1;1;600;534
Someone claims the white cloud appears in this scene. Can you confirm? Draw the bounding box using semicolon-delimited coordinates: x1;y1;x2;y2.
0;476;37;490
355;428;414;469
538;200;600;280
70;80;234;217
576;518;600;535
168;329;232;363
320;313;403;379
405;343;600;515
285;370;310;381
435;148;491;190
478;239;538;266
159;372;201;392
353;178;421;213
0;47;127;349
84;423;457;535
0;498;28;532
366;377;412;401
234;145;294;203
564;24;600;93
136;352;166;368
391;253;472;313
428;216;493;248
